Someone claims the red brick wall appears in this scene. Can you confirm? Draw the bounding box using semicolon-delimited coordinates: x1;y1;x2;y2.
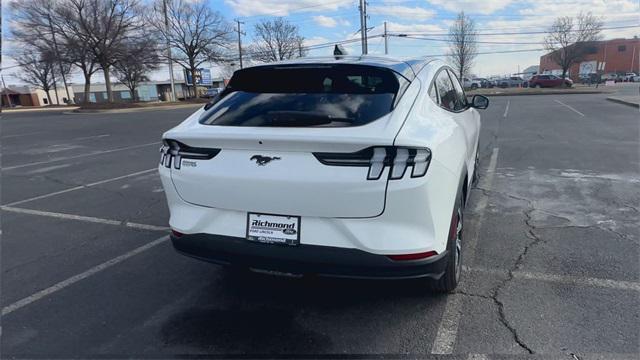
539;38;640;79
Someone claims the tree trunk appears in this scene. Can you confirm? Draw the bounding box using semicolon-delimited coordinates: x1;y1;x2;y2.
83;75;92;104
190;66;198;99
44;89;52;106
130;88;136;102
103;64;114;103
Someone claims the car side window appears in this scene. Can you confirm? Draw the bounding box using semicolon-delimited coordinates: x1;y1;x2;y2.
446;69;467;111
435;70;457;111
428;84;439;104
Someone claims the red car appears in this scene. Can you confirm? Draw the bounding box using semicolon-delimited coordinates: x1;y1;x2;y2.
528;75;573;88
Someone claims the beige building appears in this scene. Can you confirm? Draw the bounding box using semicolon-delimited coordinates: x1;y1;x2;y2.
1;85;74;107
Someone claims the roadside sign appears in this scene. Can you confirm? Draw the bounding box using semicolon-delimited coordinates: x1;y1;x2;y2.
184;68;213;86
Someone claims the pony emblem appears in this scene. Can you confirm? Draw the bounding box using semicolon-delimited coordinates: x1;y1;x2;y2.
250;155;281;166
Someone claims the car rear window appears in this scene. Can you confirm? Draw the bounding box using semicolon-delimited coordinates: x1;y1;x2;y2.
199;64;407;127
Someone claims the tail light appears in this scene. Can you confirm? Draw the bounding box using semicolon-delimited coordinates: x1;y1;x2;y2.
313;146;431;180
387;251;438;261
160;139;220;170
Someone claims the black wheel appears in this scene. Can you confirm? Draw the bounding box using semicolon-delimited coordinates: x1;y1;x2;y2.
471;84;478;90
429;195;464;293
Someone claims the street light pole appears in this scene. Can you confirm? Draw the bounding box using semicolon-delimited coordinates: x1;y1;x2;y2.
163;0;176;102
359;0;368;55
384;21;388;55
47;13;72;104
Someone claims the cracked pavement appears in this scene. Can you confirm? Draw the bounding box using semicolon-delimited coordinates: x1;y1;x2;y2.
2;91;639;358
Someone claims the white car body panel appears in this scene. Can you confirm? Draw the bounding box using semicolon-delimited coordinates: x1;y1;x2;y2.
159;56;482;267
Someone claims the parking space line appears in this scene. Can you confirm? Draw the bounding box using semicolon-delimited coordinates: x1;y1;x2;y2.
1;235;170;316
431;147;500;355
464;266;640;291
1;206;169;232
503;100;510;118
5;168;157;206
2;141;160;170
554;99;585;117
467;354;489;360
514;270;640;292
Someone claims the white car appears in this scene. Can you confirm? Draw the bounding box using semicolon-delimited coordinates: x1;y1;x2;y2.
462;77;481;90
158;56;488;292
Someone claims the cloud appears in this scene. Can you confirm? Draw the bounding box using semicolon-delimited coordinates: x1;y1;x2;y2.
304;36;331;47
426;0;513;15
368;5;436;20
313;15;337;28
225;0;353;17
518;0;638;15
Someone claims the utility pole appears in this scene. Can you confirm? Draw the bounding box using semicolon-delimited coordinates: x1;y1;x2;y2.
358;0;368;55
383;21;388;55
163;0;176;102
1;74;12;108
46;12;72;104
234;19;245;69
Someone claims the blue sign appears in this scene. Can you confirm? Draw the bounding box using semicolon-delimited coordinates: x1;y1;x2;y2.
185;68;213;86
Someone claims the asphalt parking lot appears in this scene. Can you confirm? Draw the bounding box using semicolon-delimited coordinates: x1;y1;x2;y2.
1;87;639;359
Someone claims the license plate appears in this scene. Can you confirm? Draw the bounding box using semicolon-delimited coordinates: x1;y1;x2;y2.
246;213;300;245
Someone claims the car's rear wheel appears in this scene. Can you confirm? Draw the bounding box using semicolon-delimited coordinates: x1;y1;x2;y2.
429;194;464;293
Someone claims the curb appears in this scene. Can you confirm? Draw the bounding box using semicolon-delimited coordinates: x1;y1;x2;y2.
66;103;204;114
606;97;640;108
3;106;80;113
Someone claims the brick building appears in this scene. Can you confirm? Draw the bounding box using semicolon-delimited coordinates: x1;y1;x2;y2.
539;38;640;80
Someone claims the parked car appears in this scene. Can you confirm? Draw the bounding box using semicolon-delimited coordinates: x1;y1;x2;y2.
473;78;493;88
497;76;524;88
601;73;620;82
622;73;637;82
201;88;223;98
158;57;489;292
632;75;640;83
463;78;484;90
528;74;573;88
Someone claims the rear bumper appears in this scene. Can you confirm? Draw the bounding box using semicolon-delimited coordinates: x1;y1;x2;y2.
171;233;448;280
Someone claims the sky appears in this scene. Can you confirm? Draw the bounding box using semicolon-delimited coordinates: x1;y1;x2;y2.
2;0;639;85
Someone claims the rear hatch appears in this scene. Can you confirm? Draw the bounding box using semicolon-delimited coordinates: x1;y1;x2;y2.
164;64;412;218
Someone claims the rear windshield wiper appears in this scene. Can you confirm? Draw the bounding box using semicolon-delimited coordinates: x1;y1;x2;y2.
267;111;353;127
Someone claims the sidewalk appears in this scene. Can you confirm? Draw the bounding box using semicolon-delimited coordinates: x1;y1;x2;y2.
606;96;640;108
68;103;204;114
2;106;80;113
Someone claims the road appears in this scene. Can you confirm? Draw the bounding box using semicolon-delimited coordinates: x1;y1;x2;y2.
1;89;638;359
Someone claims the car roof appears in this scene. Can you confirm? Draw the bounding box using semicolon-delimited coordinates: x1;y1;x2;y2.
246;55;436;81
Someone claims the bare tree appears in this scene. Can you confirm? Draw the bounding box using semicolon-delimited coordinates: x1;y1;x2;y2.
63;35;100;104
149;0;231;98
447;11;478;81
251;17;306;62
10;0;101;104
9;0;71;101
58;0;143;103
17;48;69;105
113;38;160;101
544;12;603;79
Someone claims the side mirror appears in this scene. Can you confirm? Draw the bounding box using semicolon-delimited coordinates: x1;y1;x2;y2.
470;94;489;110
